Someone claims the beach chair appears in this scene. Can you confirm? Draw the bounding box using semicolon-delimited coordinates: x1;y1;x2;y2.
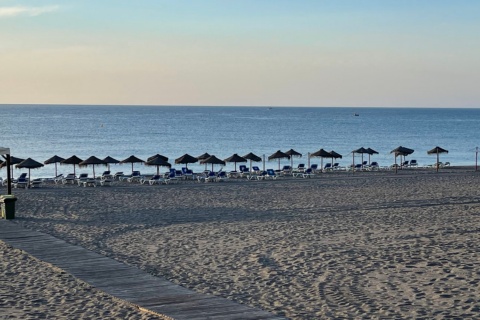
62;173;76;184
165;172;179;184
368;162;379;171
216;171;229;182
114;172;124;180
101;170;113;180
252;166;261;174
127;171;142;183
266;169;277;179
76;173;89;186
303;168;315;178
293;163;305;172
239;165;249;175
14;177;28;189
323;163;332;172
401;160;410;167
332;163;340;170
181;167;194;180
204;171;217;182
53;174;64;184
143;174;163;185
281;165;292;175
310;164;319;173
30;178;43;188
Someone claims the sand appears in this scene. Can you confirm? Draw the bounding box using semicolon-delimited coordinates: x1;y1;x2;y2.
3;167;480;319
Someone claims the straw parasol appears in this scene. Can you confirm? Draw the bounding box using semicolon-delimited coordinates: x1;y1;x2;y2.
148;154;169;162
310;149;331;170
1;156;25;178
285;149;302;168
103;156;120;171
352;147;369;168
224;153;247;171
329;150;342;167
427;146;448;172
146;156;171;175
268;150;290;170
390;146;414;173
196;152;211;170
175;154;198;169
120;155;145;173
365;148;379;165
61;155;83;175
16;158;44;183
243;152;262;172
200;155;226;171
79;156;106;178
44;155;65;177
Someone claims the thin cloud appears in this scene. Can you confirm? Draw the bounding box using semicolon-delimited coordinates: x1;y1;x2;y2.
0;5;59;17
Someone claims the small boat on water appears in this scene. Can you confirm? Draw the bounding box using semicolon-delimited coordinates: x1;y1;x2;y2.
354;113;359;116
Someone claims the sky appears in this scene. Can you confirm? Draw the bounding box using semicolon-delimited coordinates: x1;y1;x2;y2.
0;0;479;108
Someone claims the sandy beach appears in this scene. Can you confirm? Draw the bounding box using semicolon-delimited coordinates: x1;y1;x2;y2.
2;167;480;319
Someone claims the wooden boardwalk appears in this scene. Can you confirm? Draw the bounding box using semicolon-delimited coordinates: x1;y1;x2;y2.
0;220;286;320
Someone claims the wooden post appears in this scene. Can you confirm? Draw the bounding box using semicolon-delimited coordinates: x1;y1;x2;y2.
6;154;12;195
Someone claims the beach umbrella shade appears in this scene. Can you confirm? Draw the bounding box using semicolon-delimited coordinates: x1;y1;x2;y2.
16;158;44;183
352;147;369;167
44;155;65;177
268;150;290;170
390;146;414;173
145;156;171;175
148;154;169;162
243;152;262;172
310;149;332;170
0;156;25;178
200;155;226;171
79;156;106;178
365;148;379;165
175;153;198;169
103;156;120;171
120;155;145;173
196;152;211;170
285;149;302;168
427;146;449;172
329;150;343;167
61;155;83;175
224;153;247;171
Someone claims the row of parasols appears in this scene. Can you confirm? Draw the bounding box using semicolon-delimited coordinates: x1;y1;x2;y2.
0;145;449;181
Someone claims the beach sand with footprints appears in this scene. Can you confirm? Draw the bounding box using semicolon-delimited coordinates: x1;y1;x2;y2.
2;167;480;319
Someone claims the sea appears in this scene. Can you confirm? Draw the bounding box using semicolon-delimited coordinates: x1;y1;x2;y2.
1;105;479;179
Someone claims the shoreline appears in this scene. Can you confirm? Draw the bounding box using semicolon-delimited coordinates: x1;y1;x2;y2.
3;168;480;319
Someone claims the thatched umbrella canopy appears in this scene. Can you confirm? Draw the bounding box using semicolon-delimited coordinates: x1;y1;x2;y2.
427;146;449;172
243;152;262;172
61;155;83;175
146;156;171;175
285;149;302;168
224;153;247;171
16;158;44;183
310;149;331;169
148;154;168;162
120;155;144;173
200;155;226;171
44;155;65;177
365;148;379;165
79;156;106;178
175;153;198;169
352;147;369;168
390;146;414;173
268;150;290;170
1;156;25;178
196;153;211;160
103;156;120;171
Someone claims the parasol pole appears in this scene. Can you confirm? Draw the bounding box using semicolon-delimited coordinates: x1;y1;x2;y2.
352;152;355;174
436;151;439;173
6;155;12;195
307;152;310;169
395;154;398;174
263;154;265;171
476;147;478;172
55;163;58;177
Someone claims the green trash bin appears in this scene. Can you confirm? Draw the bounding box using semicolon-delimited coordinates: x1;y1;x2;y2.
1;195;17;220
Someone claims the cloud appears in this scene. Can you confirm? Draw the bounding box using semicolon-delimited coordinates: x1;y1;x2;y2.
0;5;59;17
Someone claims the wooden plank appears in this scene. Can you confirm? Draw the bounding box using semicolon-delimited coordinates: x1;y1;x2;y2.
0;220;285;320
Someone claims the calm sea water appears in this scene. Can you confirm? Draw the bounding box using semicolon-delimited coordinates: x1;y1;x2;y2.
1;105;479;178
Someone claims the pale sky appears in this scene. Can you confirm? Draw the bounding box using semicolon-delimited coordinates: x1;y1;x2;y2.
1;0;479;107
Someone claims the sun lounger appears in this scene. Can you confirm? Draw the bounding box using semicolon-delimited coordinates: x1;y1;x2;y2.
30;179;43;188
76;173;89;186
14;178;28;189
302;168;316;178
62;173;76;184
